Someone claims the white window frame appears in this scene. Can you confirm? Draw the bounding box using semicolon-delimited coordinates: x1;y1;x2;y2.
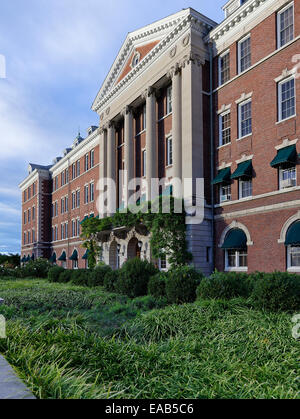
287;245;300;272
238;34;251;74
220;184;232;203
218;49;230;86
277;2;294;49
278;76;296;122
84;185;89;204
159;255;168;271
90;149;95;168
166;136;173;167
90;182;95;202
238;99;252;139
279;166;296;190
85;154;89;172
239;178;253;199
225;249;248;272
219;110;231;146
166;86;172;115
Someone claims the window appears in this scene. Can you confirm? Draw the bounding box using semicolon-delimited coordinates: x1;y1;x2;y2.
219;112;231;146
85;154;89;172
72;163;76;180
76;160;80;177
238;35;251;73
77;219;80;237
278;77;295;121
55;177;58;191
55;201;58;217
226;249;248;270
55;226;58;241
32;206;35;220
238;100;252;138
159;255;167;271
72;220;76;237
33;183;36;196
279;166;296;189
65;223;68;239
61;171;65;186
90;183;95;202
24;211;26;224
24;233;26;245
61;198;64;214
206;247;212;263
65;196;68;212
84;185;89;204
61;224;64;240
220;184;231;203
288;246;300;268
277;3;294;48
166;86;172;115
32;230;35;243
76;190;80;208
142;150;146;177
73;259;78;270
28;231;31;244
219;51;230;85
65;168;69;184
72;192;76;210
166;137;173;166
28;209;31;223
90;150;95;168
239;179;252;199
28;187;31;199
24;191;27;202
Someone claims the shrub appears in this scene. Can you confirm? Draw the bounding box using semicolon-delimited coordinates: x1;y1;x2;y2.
115;258;158;298
251;272;300;312
22;259;51;278
166;266;203;304
48;266;65;283
0;267;10;277
148;272;167;298
103;270;119;292
71;270;90;286
88;265;112;287
58;270;73;284
197;271;251;300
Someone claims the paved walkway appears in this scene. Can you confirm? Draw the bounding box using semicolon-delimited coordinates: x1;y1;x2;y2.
0;355;35;399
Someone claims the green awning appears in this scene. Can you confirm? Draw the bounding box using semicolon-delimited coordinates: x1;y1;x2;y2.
212;167;231;185
89;214;94;219
270;145;297;168
58;251;66;262
69;249;78;261
82;250;89;260
26;256;31;262
222;229;247;250
49;253;56;263
80;216;89;225
162;185;173;196
31;254;35;261
231;160;253;180
21;256;26;263
285;221;300;246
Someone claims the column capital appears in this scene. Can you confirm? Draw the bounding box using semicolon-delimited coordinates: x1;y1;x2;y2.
141;86;155;100
181;52;205;68
120;105;133;117
167;63;181;80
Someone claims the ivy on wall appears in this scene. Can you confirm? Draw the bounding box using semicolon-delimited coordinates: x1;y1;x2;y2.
81;197;192;268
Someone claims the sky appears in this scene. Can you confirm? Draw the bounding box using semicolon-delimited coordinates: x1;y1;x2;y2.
0;0;225;254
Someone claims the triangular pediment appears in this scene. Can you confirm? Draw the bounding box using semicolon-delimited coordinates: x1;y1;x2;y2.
92;8;217;113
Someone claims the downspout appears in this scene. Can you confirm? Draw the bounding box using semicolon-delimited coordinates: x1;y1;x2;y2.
209;42;215;272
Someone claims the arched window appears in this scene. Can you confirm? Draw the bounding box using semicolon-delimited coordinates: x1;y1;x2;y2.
222;228;248;271
285;221;300;271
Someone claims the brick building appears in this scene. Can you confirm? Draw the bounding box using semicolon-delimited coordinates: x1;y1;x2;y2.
19;0;300;274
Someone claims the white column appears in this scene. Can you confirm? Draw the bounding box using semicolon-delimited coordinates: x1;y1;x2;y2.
168;65;182;197
145;87;157;200
107;121;116;215
123;106;134;206
181;52;204;203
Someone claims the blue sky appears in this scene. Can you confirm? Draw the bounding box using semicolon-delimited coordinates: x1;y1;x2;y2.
0;0;224;254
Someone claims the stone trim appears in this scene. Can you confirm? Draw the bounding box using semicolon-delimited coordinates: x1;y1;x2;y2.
236;154;254;164
278;210;300;243
275;138;298;150
235;92;253;105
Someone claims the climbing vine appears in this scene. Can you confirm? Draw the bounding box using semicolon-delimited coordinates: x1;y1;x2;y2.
81;197;192;268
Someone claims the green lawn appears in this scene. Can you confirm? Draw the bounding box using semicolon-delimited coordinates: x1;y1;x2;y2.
0;278;299;399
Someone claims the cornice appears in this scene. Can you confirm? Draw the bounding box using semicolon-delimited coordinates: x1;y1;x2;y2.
92;10;215;114
207;0;268;43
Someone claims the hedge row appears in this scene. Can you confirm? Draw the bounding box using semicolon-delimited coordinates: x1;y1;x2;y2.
0;259;51;279
46;262;300;312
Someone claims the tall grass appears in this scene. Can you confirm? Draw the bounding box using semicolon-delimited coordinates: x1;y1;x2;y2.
0;280;299;399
